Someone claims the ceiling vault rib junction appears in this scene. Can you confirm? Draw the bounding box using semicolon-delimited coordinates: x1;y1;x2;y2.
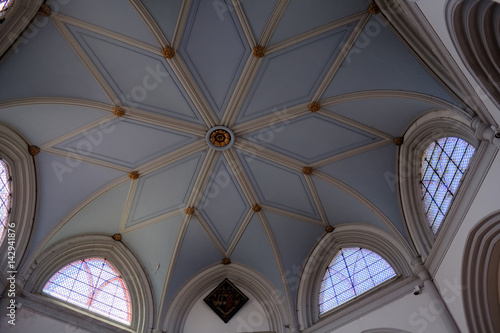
128;0;170;47
50;16;120;105
258;0;290;47
303;175;329;227
311;13;371;102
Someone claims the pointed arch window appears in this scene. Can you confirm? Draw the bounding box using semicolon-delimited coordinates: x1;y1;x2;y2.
420;137;475;233
0;159;11;243
42;258;132;325
319;247;396;314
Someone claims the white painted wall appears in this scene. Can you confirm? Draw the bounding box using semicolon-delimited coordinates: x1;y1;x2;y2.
0;307;92;333
433;151;500;333
183;287;272;333
328;291;451;333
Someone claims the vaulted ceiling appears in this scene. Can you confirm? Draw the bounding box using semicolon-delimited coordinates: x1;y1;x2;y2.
0;0;470;325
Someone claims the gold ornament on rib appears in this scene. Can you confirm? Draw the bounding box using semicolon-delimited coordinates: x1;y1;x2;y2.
38;4;51;17
113;107;125;117
129;171;140;180
308;102;320;112
368;3;380;14
28;146;40;156
302;167;314;175
325;225;335;233
393;137;404;146
210;129;231;147
185;207;195;215
253;45;265;58
112;233;122;241
162;46;175;59
222;257;231;265
252;204;262;212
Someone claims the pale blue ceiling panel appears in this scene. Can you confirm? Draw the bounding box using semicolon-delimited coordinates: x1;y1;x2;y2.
179;0;251;118
67;24;204;123
0;22;110;103
312;177;393;235
198;155;250;249
231;214;285;297
164;217;222;307
265;211;324;305
127;152;206;227
322;97;442;137
237;150;319;219
269;0;367;46
0;104;107;146
135;0;183;44
237;23;356;123
244;113;380;164
43;181;131;251
318;145;408;238
28;152;124;256
240;0;278;42
322;17;461;106
54;118;199;169
56;0;158;46
123;214;184;313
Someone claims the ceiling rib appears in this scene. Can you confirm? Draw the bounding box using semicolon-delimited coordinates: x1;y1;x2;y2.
223;149;260;205
311;140;392;169
194;214;227;257
0;97;112;111
51;16;121;105
225;208;254;257
258;0;290;46
318;111;394;140
43;147;130;173
303;175;329;227
267;12;367;56
185;149;218;208
233;139;304;171
261;205;324;227
40;114;115;149
232;102;308;135
123;209;183;234
128;0;169;47
171;0;192;49
56;14;160;54
119;180;138;233
314;170;406;242
222;54;261;127
312;13;371;102
231;0;256;48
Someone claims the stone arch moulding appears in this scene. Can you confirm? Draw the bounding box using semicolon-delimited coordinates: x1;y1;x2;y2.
20;235;154;333
296;224;417;332
446;0;500;110
0;122;37;287
162;263;290;333
462;211;500;333
397;110;484;262
362;329;412;333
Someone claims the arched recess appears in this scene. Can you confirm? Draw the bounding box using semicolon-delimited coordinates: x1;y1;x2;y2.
297;224;415;331
0;122;37;289
398;110;480;260
21;235;154;333
446;0;500;109
163;263;290;333
462;211;500;332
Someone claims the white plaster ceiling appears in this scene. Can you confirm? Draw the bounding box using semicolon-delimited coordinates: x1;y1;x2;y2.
0;0;468;324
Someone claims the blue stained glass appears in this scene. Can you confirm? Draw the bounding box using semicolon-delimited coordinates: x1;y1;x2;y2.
421;137;475;233
319;248;396;314
43;258;132;325
0;159;11;243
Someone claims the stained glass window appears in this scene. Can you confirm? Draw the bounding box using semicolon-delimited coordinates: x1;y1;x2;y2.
0;0;14;20
0;159;11;243
319;247;396;314
420;137;475;233
43;258;132;325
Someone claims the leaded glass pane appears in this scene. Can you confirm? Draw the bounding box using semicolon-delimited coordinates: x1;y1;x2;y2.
0;159;11;242
319;248;396;314
43;258;132;325
420;137;475;233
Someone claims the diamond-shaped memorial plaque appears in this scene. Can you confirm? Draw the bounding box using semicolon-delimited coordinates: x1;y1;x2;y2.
203;278;249;323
